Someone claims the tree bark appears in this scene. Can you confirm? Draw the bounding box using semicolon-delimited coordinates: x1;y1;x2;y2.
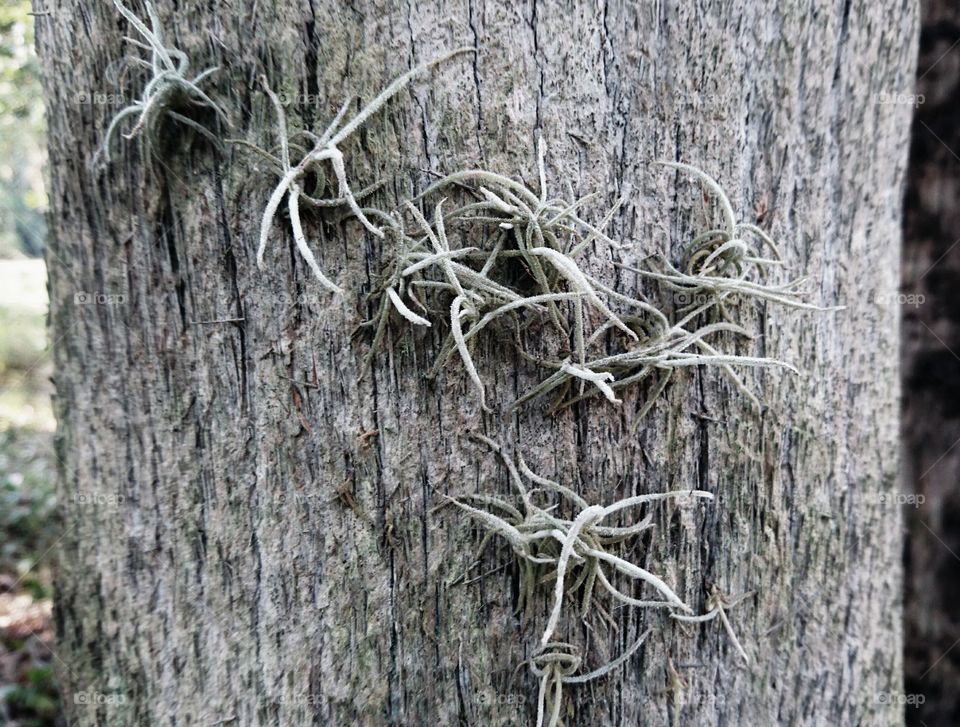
36;1;917;725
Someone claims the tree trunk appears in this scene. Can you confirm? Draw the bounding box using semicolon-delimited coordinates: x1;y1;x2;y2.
36;1;917;725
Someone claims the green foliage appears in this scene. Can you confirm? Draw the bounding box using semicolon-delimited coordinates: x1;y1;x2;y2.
0;257;59;725
0;305;46;379
2;665;62;726
1;465;56;573
0;0;46;258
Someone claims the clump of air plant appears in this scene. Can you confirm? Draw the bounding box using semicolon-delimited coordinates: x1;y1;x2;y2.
515;162;846;414
369;150;823;416
514;302;798;415
364;141;667;408
435;434;739;727
96;0;230;163
621;162;841;319
442;434;710;629
246;50;474;294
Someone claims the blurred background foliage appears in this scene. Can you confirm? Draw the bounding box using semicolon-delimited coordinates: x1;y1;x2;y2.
0;0;46;259
0;2;59;725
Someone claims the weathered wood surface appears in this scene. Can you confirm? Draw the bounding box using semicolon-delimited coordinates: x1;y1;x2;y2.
36;0;916;724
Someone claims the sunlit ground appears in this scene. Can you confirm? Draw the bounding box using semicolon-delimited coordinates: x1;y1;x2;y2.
0;258;62;726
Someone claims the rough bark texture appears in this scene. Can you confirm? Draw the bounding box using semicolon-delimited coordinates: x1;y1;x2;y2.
903;1;960;725
36;1;916;725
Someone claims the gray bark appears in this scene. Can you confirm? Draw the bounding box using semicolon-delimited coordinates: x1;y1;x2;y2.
36;1;916;725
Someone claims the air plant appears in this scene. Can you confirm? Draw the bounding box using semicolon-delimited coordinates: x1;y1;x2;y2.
619;162;842;321
437;434;723;726
443;434;710;628
364;141;657;406
368;151;829;416
250;49;475;293
514;298;799;415
97;0;230;163
509;161;848;413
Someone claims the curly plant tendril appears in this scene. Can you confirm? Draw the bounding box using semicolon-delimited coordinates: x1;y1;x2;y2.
250;49;475;292
672;583;753;663
96;0;230;164
531;630;652;727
